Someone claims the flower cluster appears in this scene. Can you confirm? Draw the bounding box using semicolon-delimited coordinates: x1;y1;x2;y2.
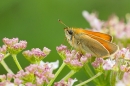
0;10;130;86
82;11;130;85
82;11;130;39
116;72;130;86
23;47;51;63
114;48;130;72
92;58;104;69
82;11;130;48
82;11;104;31
0;73;14;85
92;58;116;71
115;48;130;60
57;44;91;71
0;61;58;86
0;45;7;62
3;38;27;54
15;63;54;85
56;44;67;59
0;38;58;86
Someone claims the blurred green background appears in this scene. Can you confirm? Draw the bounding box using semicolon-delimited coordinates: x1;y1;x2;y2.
0;0;130;85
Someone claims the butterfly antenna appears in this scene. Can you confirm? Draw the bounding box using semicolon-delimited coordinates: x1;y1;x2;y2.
58;19;69;27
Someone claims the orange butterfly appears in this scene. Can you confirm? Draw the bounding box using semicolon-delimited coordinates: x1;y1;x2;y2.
59;19;118;57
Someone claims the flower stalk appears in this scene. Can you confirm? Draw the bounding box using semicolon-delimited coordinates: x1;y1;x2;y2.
0;53;14;74
75;72;103;86
1;60;14;74
47;62;66;86
62;70;76;81
12;54;22;70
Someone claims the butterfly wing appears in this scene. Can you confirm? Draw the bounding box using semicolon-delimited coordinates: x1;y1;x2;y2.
87;34;118;55
79;34;110;57
74;28;118;55
75;29;112;42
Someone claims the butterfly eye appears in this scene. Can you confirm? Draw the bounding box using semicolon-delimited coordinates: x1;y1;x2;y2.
68;30;73;35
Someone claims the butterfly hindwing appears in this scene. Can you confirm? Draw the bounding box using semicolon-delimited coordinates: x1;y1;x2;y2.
79;34;110;57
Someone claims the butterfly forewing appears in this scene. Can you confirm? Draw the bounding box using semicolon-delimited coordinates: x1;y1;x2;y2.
75;29;112;42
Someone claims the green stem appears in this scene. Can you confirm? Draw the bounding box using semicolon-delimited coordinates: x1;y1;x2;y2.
75;72;103;86
12;54;22;70
4;53;10;59
47;62;66;86
85;63;94;77
0;53;13;74
1;60;14;74
62;70;76;81
84;66;99;84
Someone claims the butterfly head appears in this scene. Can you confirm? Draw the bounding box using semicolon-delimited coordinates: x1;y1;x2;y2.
58;19;75;44
64;27;74;41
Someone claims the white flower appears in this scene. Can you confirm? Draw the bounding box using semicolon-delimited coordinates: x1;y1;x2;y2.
115;80;125;86
5;83;15;86
68;78;77;86
122;48;130;60
40;60;59;70
103;59;115;70
43;47;51;55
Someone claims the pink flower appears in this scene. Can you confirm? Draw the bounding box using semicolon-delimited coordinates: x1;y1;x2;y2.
82;10;104;31
57;44;91;71
3;38;27;54
56;44;70;60
13;62;55;85
25;82;36;86
0;74;6;81
105;15;130;39
54;78;77;86
0;53;4;62
92;58;104;68
1;82;15;86
7;73;14;81
120;65;127;72
23;47;50;63
14;78;22;85
56;44;67;52
115;48;130;60
0;45;7;54
64;50;91;71
125;23;130;38
82;11;130;39
3;38;18;46
106;15;119;26
116;72;130;86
